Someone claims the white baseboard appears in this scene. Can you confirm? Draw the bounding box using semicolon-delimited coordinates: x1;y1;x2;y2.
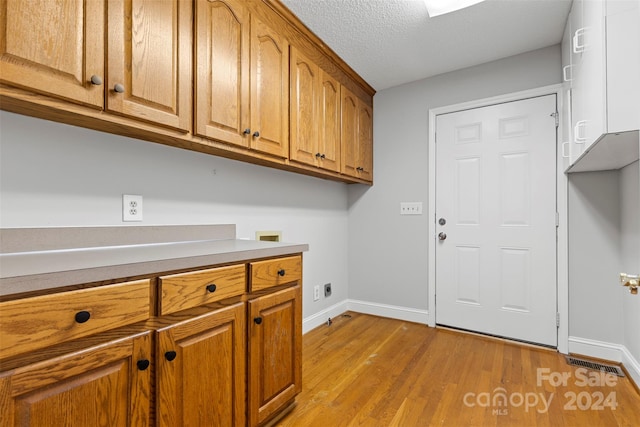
346;299;429;324
568;336;624;362
568;336;640;389
302;300;348;334
621;345;640;390
302;299;428;334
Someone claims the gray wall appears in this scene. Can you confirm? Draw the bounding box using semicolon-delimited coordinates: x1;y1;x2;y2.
567;161;640;362
0;111;349;322
568;171;624;343
620;161;640;361
347;45;562;311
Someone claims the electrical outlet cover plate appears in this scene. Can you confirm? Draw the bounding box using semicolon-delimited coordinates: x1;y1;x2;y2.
400;202;423;215
313;285;320;301
123;194;143;222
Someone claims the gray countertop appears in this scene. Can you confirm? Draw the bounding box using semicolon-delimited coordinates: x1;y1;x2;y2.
0;226;308;297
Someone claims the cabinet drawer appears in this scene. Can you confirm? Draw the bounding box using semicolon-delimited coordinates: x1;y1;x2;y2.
159;264;246;315
249;256;302;292
0;279;151;360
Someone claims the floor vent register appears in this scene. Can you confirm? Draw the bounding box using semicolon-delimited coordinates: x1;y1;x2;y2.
565;356;625;377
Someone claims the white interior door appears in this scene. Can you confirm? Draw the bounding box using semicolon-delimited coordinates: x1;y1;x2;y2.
435;95;558;347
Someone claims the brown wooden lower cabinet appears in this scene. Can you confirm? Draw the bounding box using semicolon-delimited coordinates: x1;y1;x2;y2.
248;285;302;426
156;302;246;427
0;254;303;427
0;329;152;427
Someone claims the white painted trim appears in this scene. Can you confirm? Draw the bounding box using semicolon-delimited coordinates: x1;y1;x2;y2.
568;336;624;362
427;83;569;351
621;346;640;390
302;300;348;334
303;299;429;334
347;299;429;324
568;336;640;389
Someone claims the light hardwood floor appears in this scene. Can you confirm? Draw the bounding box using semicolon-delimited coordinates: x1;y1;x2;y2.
275;312;640;427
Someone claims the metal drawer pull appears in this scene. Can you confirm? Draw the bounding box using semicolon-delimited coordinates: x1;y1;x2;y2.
206;284;217;293
254;317;263;325
137;359;150;371
74;311;91;323
277;269;286;276
165;351;177;361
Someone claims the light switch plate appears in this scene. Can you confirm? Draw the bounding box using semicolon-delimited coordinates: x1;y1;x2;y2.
400;202;423;215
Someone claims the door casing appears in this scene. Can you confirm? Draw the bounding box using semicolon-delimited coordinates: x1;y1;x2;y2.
427;84;569;354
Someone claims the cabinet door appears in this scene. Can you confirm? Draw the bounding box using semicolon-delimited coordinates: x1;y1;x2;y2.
605;2;640;133
248;285;302;427
340;86;359;177
107;0;191;131
357;101;373;181
250;16;289;158
318;69;341;172
579;0;605;146
156;303;246;427
0;331;151;427
194;0;250;147
290;47;319;167
0;0;105;108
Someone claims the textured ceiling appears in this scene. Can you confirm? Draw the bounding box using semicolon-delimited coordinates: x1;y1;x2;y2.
281;0;572;91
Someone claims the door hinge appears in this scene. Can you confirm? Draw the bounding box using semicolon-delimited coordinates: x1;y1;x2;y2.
556;212;560;227
551;111;559;127
556;312;560;328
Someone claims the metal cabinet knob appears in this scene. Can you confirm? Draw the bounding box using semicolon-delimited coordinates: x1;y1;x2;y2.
253;131;260;138
438;232;447;241
113;83;125;93
206;284;217;293
243;128;251;135
90;75;103;86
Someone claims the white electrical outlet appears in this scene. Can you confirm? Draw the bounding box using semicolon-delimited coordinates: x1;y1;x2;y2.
313;285;320;301
123;195;143;222
400;202;423;215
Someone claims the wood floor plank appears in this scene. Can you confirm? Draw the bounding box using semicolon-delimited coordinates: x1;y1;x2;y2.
276;313;640;427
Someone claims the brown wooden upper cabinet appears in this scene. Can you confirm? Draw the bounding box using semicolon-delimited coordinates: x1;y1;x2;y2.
341;87;373;181
0;0;105;108
107;0;192;131
1;0;373;183
290;47;341;172
195;0;290;159
0;0;191;131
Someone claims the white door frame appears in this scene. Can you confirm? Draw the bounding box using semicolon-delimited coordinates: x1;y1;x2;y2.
427;84;569;354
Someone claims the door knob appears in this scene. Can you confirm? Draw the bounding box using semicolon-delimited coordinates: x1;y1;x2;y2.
438;232;447;241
